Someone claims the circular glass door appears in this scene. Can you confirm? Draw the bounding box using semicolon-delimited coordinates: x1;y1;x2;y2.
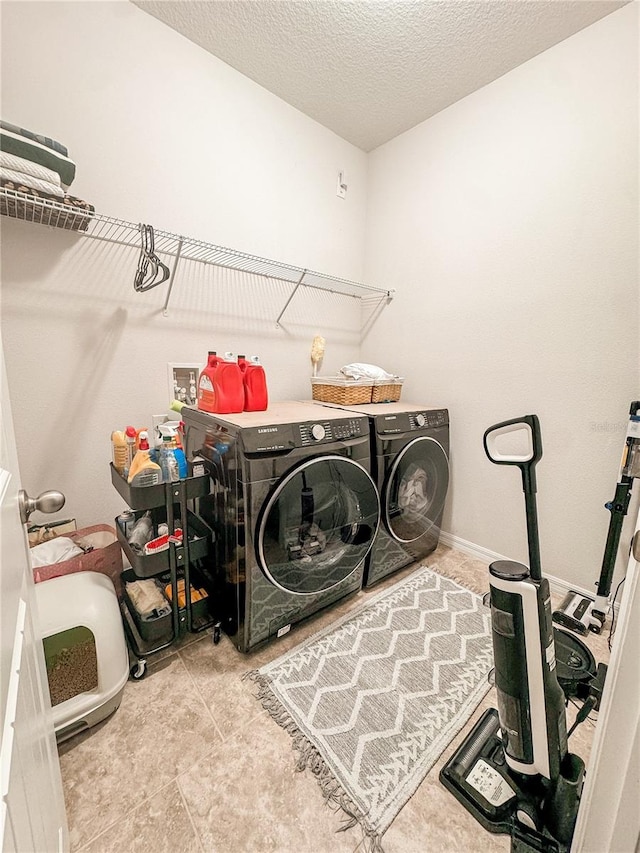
384;437;449;544
257;455;380;595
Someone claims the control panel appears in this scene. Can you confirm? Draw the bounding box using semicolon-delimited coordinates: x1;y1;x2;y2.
299;418;363;446
378;409;449;435
409;410;448;430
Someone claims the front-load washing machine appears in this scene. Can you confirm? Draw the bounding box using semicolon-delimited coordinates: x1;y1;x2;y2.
182;401;380;652
312;402;450;587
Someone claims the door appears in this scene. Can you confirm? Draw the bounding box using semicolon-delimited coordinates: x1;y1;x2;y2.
384;436;449;544
257;455;380;595
0;336;68;851
571;503;640;852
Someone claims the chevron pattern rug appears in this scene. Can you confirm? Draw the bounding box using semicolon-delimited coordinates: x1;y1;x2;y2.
249;566;493;849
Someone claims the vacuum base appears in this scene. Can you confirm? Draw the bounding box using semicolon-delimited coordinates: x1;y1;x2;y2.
552;591;605;636
440;709;571;853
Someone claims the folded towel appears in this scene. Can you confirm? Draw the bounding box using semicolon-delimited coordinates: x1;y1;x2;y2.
0;119;68;156
340;362;396;381
0;151;62;187
0;129;76;187
1;167;64;198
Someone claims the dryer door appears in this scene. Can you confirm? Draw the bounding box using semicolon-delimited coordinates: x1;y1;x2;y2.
257;455;380;595
384;436;449;544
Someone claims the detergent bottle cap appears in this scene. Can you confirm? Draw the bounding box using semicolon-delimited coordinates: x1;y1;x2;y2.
125;425;137;439
249;355;261;364
138;430;150;451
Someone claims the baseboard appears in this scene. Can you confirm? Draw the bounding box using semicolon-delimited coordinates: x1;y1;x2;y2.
439;532;598;603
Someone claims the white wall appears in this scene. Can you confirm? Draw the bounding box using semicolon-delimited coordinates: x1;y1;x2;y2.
0;1;368;528
363;5;639;590
1;3;638;593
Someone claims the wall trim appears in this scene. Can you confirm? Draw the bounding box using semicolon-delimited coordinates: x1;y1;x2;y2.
440;531;598;602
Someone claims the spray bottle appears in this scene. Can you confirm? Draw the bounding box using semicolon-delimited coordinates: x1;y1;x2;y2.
128;430;162;486
157;424;188;479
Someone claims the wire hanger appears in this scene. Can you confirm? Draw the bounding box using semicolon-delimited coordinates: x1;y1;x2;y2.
134;223;170;292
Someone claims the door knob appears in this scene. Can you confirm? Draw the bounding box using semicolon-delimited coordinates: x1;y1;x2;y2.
18;489;66;525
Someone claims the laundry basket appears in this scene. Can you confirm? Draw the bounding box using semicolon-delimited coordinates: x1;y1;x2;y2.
32;523;123;596
371;377;405;403
311;376;373;405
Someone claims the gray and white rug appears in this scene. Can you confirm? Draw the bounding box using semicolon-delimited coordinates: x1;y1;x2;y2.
249;566;493;849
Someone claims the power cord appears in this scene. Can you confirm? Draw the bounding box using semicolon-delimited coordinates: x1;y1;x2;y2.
568;696;598;738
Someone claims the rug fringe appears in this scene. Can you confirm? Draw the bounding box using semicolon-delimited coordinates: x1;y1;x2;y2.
244;669;386;852
426;561;488;598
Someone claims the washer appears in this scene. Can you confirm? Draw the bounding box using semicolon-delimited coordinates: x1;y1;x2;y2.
312;402;450;587
182;402;380;652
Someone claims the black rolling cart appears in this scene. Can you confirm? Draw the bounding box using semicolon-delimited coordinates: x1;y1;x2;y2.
110;462;221;680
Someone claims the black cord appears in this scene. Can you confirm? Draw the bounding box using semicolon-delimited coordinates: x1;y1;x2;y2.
568;696;598;737
608;575;626;652
568;697;598;726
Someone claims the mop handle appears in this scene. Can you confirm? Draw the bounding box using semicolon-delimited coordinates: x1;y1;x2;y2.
483;414;544;581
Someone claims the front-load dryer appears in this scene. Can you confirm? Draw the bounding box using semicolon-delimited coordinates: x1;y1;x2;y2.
311;402;450;587
182;402;380;652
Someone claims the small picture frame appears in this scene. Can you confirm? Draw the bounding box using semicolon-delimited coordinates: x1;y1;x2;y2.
167;363;201;407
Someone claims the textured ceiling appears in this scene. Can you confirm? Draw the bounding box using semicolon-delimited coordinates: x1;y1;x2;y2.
133;0;628;151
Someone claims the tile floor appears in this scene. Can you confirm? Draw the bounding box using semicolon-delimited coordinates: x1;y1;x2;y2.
58;544;610;853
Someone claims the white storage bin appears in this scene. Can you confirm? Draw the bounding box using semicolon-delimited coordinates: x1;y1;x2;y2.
35;571;129;742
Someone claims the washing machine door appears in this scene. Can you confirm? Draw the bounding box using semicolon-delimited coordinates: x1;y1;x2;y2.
384;436;449;544
257;455;380;595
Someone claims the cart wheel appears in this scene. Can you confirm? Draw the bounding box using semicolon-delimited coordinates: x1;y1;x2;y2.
213;624;221;645
130;659;147;680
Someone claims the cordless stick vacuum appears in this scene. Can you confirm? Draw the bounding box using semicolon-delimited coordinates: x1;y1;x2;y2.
553;400;640;635
441;416;586;852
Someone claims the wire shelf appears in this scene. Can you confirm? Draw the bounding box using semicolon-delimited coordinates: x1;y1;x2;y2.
0;188;394;322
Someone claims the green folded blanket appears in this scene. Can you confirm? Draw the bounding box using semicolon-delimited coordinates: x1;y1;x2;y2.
0;129;75;187
0;120;68;156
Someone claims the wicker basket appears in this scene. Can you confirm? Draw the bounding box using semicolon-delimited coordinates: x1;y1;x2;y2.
371;378;405;403
311;376;373;405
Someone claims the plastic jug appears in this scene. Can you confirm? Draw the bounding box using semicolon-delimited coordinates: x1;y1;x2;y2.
243;355;268;412
197;351;221;413
214;354;244;414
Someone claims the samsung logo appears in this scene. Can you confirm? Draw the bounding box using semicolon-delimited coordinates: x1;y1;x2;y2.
257;427;278;434
384;416;397;421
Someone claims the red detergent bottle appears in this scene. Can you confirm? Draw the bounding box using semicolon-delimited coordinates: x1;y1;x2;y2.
197;351;221;413
243;355;268;412
214;353;244;414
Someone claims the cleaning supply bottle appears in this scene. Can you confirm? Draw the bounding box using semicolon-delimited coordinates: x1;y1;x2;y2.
127;511;154;553
215;353;244;414
237;354;248;373
111;431;127;474
159;435;180;482
124;425;137;478
243;355;269;412
197;351;221;413
127;431;162;486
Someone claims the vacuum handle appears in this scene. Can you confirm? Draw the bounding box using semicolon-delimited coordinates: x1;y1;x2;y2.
484;415;543;580
483;415;543;493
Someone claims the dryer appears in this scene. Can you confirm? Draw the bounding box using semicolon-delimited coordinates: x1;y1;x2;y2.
312;402;450;587
182;402;380;652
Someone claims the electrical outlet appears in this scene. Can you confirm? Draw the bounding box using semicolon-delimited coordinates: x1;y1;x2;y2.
336;170;347;199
